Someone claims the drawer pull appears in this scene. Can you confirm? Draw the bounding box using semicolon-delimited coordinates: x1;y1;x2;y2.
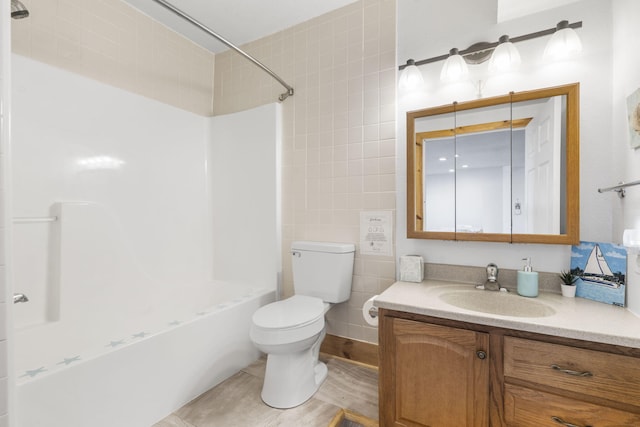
476;350;487;360
550;364;593;377
551;416;592;427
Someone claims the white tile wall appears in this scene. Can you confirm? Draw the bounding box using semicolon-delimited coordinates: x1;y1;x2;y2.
214;0;397;344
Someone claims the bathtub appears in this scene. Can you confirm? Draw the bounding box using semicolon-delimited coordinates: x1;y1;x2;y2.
15;282;274;427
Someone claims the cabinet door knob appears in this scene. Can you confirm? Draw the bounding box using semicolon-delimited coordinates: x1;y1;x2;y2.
550;364;593;377
551;415;590;427
476;350;487;360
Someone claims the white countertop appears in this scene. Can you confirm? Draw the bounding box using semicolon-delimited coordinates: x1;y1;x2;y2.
374;280;640;349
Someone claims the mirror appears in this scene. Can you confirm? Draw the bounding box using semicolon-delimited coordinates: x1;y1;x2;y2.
407;83;579;244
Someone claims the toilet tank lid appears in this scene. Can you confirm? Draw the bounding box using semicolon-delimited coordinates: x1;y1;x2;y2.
292;241;355;253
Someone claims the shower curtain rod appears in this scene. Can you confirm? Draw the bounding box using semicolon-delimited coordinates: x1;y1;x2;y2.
151;0;294;102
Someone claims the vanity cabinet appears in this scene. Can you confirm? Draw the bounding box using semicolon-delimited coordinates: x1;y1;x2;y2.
379;316;490;427
379;309;640;427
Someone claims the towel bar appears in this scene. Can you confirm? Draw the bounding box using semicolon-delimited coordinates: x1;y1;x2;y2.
597;180;640;198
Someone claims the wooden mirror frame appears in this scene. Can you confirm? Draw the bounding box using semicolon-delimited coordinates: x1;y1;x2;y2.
406;83;580;245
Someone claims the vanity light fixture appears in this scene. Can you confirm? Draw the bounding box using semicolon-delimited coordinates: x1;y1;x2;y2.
488;35;521;73
398;59;425;90
398;20;582;89
440;48;469;83
543;20;583;60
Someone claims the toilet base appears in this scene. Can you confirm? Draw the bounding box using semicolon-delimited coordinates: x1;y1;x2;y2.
260;329;327;408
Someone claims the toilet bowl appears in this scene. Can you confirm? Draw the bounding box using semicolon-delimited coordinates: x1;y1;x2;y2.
250;295;330;408
249;241;355;409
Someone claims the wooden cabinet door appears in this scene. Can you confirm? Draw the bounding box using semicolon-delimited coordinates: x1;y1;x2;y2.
380;317;490;427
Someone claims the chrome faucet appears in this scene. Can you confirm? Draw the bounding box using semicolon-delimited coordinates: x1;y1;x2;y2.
13;293;29;304
476;263;507;291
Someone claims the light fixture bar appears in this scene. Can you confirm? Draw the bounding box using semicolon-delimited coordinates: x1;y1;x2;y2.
399;20;582;70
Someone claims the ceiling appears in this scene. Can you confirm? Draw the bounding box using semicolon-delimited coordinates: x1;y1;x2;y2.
123;0;358;53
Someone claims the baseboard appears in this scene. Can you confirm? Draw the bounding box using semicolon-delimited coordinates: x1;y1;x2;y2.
328;408;379;427
320;334;379;368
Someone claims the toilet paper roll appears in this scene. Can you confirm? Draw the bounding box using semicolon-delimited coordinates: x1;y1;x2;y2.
362;296;379;327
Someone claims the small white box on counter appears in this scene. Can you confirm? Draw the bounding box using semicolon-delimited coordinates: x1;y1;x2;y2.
399;255;424;282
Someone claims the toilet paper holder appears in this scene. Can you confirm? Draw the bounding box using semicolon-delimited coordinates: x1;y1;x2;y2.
362;295;379;326
368;306;378;318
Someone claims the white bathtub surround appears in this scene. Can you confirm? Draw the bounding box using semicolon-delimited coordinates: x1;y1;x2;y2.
11;55;212;331
209;103;282;292
1;0;13;425
11;55;281;426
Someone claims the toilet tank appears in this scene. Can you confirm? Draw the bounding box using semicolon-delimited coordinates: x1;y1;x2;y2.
291;241;355;303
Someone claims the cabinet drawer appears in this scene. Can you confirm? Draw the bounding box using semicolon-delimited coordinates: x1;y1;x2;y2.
504;337;640;408
504;384;640;426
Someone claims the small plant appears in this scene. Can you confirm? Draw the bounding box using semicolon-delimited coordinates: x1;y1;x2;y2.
559;270;578;286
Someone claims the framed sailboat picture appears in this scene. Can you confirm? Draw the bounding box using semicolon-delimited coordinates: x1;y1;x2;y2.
570;241;627;306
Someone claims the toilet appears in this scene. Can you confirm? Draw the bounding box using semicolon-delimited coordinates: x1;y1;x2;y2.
250;241;355;408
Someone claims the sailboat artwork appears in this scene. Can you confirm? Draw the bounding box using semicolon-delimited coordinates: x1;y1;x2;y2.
581;244;623;288
570;241;627;306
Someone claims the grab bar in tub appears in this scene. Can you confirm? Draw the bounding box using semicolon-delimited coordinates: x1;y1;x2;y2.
13;216;58;224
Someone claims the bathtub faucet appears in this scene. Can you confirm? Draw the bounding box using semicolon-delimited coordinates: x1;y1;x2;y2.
13;293;29;304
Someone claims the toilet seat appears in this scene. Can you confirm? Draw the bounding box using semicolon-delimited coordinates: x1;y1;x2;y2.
251;295;327;346
253;295;326;329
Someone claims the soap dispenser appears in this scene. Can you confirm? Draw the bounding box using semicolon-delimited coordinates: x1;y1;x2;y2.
517;257;539;297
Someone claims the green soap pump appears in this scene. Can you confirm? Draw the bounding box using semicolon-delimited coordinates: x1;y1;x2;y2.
517;257;539;297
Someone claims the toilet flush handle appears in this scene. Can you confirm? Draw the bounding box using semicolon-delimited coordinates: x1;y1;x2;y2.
292;251;301;257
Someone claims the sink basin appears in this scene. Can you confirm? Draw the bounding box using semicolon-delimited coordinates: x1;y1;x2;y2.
439;290;556;318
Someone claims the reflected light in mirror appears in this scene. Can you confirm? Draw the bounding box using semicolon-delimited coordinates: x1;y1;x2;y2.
543;20;582;60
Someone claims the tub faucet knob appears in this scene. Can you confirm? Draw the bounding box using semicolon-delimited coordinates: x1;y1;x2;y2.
13;293;29;304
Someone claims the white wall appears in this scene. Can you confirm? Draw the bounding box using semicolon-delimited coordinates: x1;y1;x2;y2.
497;0;582;22
209;104;281;292
611;0;640;314
397;0;614;272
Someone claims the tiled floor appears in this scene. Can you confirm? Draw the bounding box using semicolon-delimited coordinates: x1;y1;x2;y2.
153;355;379;427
